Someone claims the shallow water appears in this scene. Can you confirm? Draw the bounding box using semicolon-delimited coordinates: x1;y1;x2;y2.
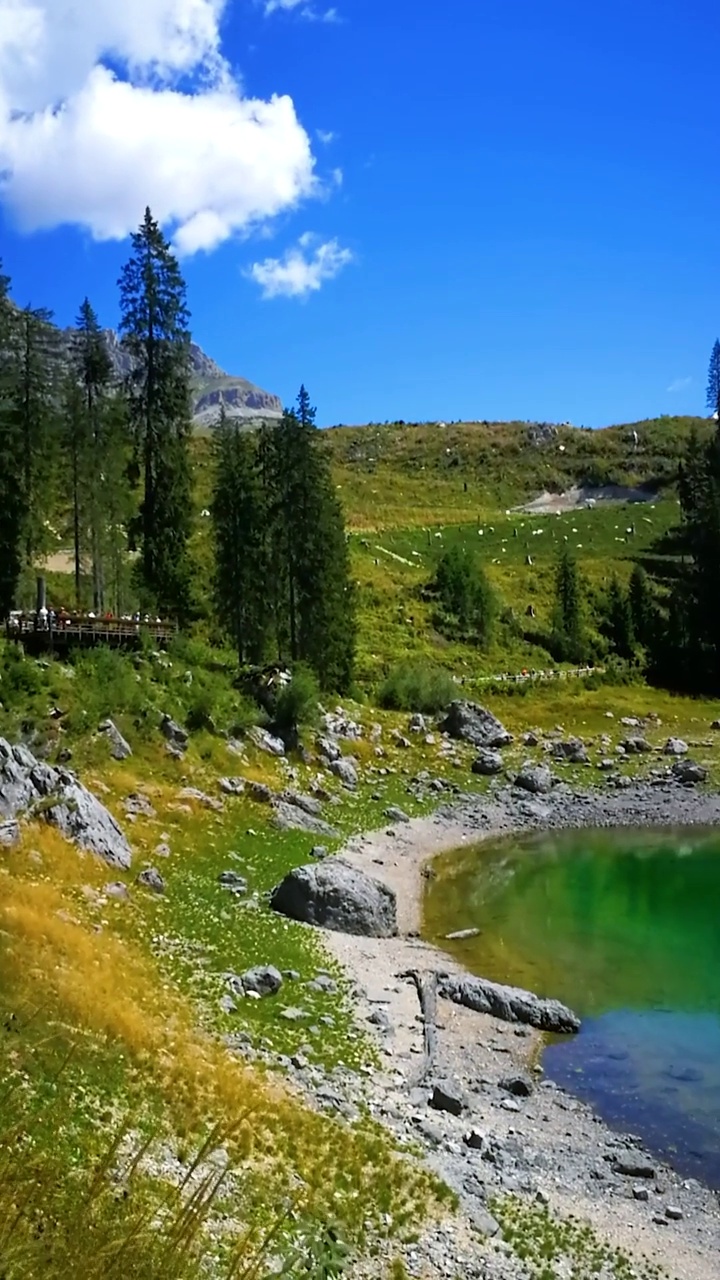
423;827;720;1187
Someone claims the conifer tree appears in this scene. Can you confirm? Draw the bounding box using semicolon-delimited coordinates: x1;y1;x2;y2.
551;548;588;663
263;386;356;690
433;545;496;647
72;299;115;609
628;564;655;650
11;305;62;567
119;207;193;617
0;263;23;616
211;407;269;663
604;575;634;659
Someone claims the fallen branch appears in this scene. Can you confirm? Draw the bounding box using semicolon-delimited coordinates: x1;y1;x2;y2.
437;972;580;1034
399;968;440;1084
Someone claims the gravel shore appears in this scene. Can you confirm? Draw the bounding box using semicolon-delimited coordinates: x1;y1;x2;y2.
322;779;720;1279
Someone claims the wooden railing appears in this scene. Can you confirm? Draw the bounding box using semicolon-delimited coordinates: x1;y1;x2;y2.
4;614;178;648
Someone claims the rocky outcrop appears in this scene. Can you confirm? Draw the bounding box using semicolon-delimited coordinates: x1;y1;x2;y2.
98;718;132;760
440;701;513;749
270;859;398;937
0;738;131;868
514;763;554;794
438;972;580;1034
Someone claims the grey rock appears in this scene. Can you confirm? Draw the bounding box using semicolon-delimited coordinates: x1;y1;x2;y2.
136;866;165;893
621;736;653;755
279;1006;308;1021
408;713;427;732
315;734;341;763
664;738;689;756
270;859;397;937
241;965;283;997
384;805;410;823
124;792;156;818
552;738;589;764
271;801;339;837
218;870;248;894
441;701;513;749
665;1205;683;1220
0;738;132;869
463;1128;487;1150
672;759;708;784
219;776;246;796
310;844;329;859
429;1079;465;1116
468;1205;500;1238
514;763;554;795
179;787;223;811
305;973;338;994
98;718;132;760
471;750;504;776
247;781;273;803
711;720;720;731
612;1158;655;1178
0;819;19;846
500;1097;521;1112
439;973;580;1034
248;726;286;757
632;1186;650;1201
219;994;237;1014
280;790;323;817
104;881;130;900
367;1008;392;1031
329;757;359;788
159;714;188;749
522;730;540;747
499;1073;534;1097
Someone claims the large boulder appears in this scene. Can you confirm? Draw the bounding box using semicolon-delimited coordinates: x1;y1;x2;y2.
0;739;132;869
329;757;359;789
441;701;513;749
672;759;708;785
271;802;339;838
552;738;589;764
98;718;132;760
514;763;554;794
270;859;397;937
471;750;504;776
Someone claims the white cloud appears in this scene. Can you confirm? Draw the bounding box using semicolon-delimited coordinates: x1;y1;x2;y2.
248;233;352;298
264;0;340;19
667;376;692;393
317;129;336;145
0;0;324;252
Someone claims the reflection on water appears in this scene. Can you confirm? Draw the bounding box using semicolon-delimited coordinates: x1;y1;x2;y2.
423;827;720;1187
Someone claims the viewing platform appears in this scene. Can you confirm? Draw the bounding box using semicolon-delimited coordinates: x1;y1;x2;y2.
4;613;178;656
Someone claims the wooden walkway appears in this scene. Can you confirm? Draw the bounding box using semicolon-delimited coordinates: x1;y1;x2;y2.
5;615;177;655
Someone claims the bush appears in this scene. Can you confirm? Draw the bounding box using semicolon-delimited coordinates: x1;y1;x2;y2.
273;665;321;733
378;660;456;714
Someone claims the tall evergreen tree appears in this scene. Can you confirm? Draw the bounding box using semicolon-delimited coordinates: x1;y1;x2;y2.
628;564;655;650
119;208;193;617
211;407;269;663
262;386;356;690
551;548;588;663
10;305;62;567
433;545;497;647
603;575;635;659
0;263;23;616
72;299;115;609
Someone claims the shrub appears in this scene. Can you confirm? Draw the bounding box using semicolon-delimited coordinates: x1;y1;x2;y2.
273;665;321;733
378;660;456;714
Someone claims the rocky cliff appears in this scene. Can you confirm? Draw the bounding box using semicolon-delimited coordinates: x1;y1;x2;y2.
61;326;283;426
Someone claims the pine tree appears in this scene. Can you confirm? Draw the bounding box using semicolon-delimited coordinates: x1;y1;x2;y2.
551;548;588;663
72;299;115;609
0;263;23;616
211;407;269;663
433;545;496;647
10;305;62;567
707;339;720;421
628;564;654;649
262;386;356;690
119;207;193;617
604;575;635;659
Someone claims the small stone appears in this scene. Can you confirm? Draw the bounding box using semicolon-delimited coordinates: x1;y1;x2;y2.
104;881;129;900
136;867;165;894
218;870;248;894
499;1073;534;1098
500;1098;521;1113
429;1080;465;1116
663;738;688;756
279;1007;308;1021
665;1205;683;1221
219;776;246;796
219;994;237;1015
240;965;283;997
471;750;504;776
613;1159;655;1179
463;1128;486;1150
633;1186;650;1201
310;844;329;859
384;805;410;823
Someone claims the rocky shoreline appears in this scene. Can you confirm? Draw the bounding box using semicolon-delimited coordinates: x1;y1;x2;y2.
316;778;720;1279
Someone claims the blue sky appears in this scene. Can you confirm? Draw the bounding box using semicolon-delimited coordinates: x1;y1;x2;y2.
0;0;718;426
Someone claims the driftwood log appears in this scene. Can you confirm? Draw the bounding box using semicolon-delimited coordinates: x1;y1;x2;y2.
400;969;440;1084
437;972;580;1034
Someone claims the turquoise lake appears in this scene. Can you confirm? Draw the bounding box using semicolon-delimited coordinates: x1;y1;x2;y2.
423;827;720;1187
